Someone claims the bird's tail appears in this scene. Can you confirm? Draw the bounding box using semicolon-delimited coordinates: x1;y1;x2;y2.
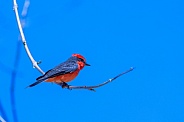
26;80;43;88
26;70;51;88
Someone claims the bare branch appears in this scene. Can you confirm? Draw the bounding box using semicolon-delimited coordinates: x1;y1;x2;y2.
61;67;135;91
10;41;21;122
13;0;44;74
11;1;35;122
0;116;6;122
21;0;30;17
0;101;8;122
20;0;30;28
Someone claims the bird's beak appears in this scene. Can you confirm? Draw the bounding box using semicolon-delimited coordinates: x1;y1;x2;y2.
85;63;90;66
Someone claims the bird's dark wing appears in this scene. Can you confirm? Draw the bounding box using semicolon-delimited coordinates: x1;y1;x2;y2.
27;57;79;88
27;62;78;87
36;61;78;81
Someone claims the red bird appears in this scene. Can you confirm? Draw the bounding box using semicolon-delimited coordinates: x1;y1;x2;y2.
27;54;90;88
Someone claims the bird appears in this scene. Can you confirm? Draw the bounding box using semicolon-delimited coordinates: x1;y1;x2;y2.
27;54;90;88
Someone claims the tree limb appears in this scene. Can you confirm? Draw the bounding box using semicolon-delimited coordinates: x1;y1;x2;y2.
0;101;8;122
0;116;6;122
61;67;135;91
11;1;35;122
13;0;44;74
10;41;21;122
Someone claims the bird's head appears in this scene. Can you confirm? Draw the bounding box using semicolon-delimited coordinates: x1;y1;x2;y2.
72;54;90;70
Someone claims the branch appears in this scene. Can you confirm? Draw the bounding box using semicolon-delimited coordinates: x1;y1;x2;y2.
0;116;6;122
61;67;135;91
10;42;21;122
11;1;36;122
13;0;44;74
0;100;8;122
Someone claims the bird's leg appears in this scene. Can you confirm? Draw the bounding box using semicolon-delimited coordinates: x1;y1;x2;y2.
62;82;70;89
58;82;71;90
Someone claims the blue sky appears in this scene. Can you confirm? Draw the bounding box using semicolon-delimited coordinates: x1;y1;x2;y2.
0;0;184;122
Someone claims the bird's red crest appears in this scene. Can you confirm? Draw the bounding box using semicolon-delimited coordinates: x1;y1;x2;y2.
72;54;86;62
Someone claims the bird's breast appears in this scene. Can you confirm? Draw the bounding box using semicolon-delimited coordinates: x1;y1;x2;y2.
45;70;80;83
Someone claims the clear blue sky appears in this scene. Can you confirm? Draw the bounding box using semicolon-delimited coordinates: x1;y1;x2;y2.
0;0;184;122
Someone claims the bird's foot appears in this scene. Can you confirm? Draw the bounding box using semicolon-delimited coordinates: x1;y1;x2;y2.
60;82;71;90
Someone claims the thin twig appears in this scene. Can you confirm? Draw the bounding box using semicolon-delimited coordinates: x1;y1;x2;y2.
10;41;21;122
0;101;8;122
0;116;6;122
13;0;44;74
11;1;34;122
63;67;135;91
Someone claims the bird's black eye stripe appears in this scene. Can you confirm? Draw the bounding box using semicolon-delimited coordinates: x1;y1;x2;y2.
78;58;85;62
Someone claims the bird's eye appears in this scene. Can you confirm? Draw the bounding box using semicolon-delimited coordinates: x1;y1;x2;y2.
78;58;85;62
